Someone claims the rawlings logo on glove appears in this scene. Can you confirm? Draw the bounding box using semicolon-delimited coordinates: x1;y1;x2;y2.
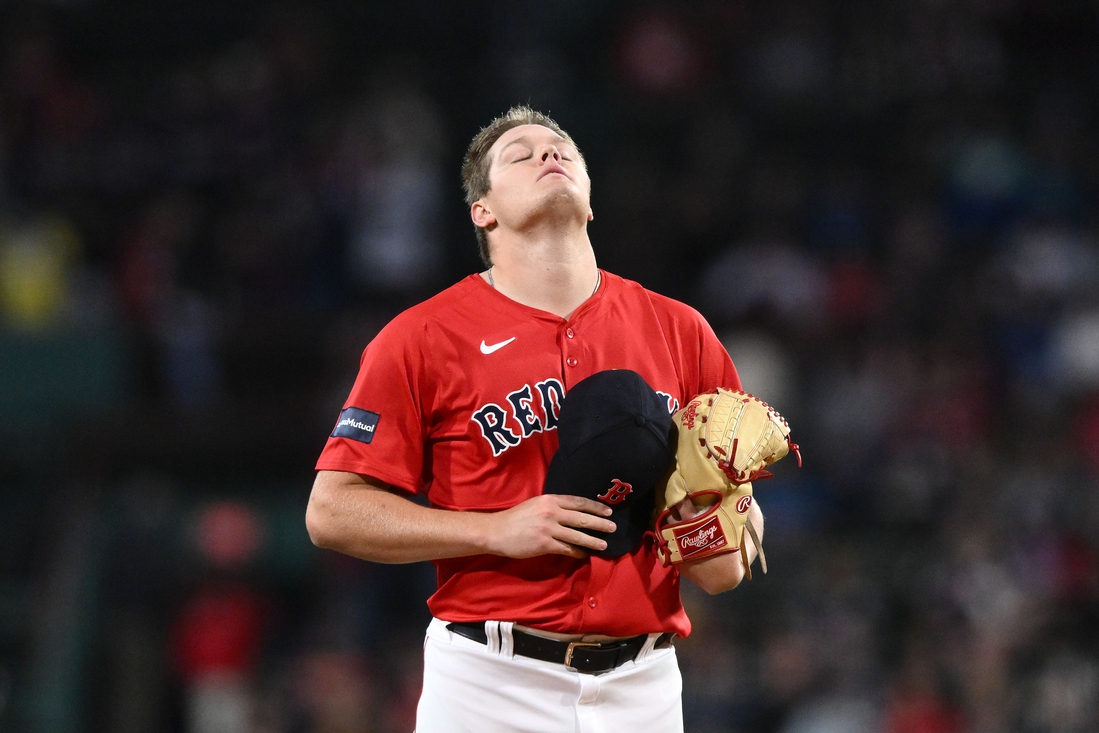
653;389;800;579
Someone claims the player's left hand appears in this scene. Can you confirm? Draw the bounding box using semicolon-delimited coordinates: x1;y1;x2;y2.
653;389;799;579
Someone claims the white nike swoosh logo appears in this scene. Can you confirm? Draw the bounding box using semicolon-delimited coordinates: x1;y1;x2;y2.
480;337;516;355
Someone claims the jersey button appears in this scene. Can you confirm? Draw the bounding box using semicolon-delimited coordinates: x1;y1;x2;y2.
566;357;578;367
588;597;597;608
566;327;575;339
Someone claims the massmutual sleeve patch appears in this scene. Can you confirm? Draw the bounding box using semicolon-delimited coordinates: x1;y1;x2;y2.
331;407;381;444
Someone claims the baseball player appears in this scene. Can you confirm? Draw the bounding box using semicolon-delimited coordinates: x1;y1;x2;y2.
306;106;765;732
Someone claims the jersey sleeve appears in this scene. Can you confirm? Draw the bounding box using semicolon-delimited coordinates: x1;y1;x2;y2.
314;316;430;495
645;286;741;396
694;309;742;394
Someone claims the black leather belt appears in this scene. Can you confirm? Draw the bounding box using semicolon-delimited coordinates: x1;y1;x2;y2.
446;622;674;674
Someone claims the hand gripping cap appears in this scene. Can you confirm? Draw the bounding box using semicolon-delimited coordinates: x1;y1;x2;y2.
544;369;675;558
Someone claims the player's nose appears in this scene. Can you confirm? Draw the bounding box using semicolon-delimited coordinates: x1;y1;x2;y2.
539;145;562;163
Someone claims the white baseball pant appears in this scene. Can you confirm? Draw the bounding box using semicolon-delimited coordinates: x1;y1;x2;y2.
414;617;683;733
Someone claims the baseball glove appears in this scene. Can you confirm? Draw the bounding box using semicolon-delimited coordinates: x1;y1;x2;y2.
653;389;800;579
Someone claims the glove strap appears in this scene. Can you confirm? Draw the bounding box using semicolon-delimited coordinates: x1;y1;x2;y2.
739;529;751;581
743;515;766;575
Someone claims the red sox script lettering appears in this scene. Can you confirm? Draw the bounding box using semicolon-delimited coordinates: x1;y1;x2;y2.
472;380;679;457
471;378;565;456
597;479;633;505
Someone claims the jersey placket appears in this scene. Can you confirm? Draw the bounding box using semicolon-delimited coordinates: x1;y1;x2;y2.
556;274;606;388
560;322;580;381
557;314;611;627
578;555;613;628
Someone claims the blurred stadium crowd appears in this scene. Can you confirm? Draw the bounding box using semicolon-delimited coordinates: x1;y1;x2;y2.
2;0;1099;731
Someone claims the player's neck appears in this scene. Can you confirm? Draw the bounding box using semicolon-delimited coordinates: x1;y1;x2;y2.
484;232;599;319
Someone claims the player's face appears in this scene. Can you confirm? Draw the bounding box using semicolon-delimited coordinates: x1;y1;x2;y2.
476;124;593;233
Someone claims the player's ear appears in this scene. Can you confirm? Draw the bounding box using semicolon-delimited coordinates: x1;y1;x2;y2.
471;201;496;229
588;208;594;222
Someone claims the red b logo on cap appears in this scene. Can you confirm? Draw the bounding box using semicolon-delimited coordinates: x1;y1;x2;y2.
598;479;633;505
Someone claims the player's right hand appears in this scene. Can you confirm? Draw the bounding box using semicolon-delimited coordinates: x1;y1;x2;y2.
485;495;616;559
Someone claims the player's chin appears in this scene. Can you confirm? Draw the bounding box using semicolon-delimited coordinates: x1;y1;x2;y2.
538;190;590;218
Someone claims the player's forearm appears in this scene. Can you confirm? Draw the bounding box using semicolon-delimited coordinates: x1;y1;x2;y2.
306;470;494;564
679;552;747;594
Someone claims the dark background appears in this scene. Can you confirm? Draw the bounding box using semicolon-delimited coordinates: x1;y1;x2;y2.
2;1;1099;731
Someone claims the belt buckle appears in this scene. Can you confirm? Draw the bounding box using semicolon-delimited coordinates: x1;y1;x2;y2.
563;641;602;670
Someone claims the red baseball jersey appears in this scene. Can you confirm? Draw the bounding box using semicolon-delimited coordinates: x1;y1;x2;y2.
315;270;741;637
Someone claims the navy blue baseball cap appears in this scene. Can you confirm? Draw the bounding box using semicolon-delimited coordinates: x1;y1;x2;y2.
543;369;676;558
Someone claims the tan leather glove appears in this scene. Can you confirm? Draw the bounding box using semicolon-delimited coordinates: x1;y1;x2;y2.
654;389;800;579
